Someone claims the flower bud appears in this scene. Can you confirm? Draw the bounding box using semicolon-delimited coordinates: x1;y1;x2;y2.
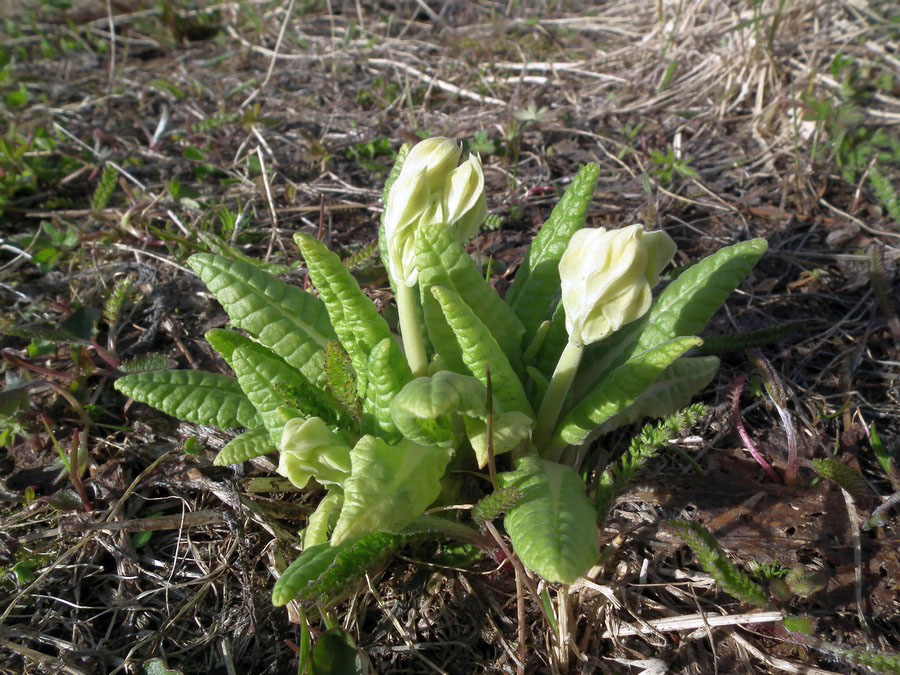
383;137;483;287
442;154;486;240
277;417;351;489
384;166;432;286
559;224;676;345
400;136;461;187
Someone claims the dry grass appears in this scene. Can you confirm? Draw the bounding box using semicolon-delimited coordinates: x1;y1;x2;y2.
0;0;898;673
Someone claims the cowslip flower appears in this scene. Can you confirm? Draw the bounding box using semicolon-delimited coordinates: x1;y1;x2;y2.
534;224;676;447
384;137;487;376
383;137;461;287
560;224;677;346
277;417;351;489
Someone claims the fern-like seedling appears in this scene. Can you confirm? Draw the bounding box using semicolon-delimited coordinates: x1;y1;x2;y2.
324;340;362;429
668;520;770;608
788;631;900;675
868;163;900;225
595;404;707;524
342;240;379;270
91;163;119;210
272;380;345;429
868;244;900;343
698;322;800;355
472;486;523;527
103;275;137;328
809;458;869;502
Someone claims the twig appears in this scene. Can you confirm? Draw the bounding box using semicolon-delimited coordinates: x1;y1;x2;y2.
730;631;841;675
241;0;296;109
601;610;784;638
365;574;450;675
840;487;868;636
369;57;506;106
257;146;279;261
105;0;116;93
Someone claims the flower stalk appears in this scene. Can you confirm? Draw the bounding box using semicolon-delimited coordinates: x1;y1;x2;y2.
396;281;428;377
533;340;583;449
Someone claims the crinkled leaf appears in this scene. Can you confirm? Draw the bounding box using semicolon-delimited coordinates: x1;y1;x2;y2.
214;427;276;466
188;253;335;385
555;336;702;448
331;436;453;545
295;233;392;399
277;417;352;489
304;491;344;547
499;455;599;583
506;163;599;346
389;371;488;447
272;532;402;606
597;356;719;433
365;337;413;440
430;286;532;415
464;410;533;468
574;239;767;399
416;222;525;372
114;370;261;430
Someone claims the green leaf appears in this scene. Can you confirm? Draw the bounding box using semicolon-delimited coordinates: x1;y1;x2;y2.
188;253;335;386
310;629;365;675
213;427;276;465
295;233;392;399
596;356;719;434
304;491;344;547
555;336;703;448
506;163;600;346
574;239;767;399
141;658;183;675
365;337;413;440
114;370;262;430
464;410;533;468
430;286;532;415
533;301;568;378
389;371;488;447
331;436;453;545
271;532;401;606
277;417;352;489
416;222;525;372
499;455;599;583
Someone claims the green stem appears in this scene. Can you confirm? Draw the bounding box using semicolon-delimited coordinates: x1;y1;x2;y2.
533;340;583;452
395;281;428;377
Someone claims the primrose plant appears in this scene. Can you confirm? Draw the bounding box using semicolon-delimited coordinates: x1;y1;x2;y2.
115;138;767;605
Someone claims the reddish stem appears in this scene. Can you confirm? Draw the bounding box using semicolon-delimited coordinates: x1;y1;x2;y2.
730;376;781;484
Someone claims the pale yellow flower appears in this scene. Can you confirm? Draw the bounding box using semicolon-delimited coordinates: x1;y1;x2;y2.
559;224;676;345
